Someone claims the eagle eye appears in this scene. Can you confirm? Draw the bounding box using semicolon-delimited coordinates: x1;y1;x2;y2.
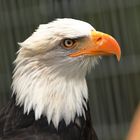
62;39;76;49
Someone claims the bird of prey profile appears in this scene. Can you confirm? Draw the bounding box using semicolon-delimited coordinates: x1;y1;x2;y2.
0;18;121;140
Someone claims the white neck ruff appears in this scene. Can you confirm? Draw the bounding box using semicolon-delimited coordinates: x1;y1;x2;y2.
12;57;89;128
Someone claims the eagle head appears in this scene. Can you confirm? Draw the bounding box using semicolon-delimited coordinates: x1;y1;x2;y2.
12;18;121;128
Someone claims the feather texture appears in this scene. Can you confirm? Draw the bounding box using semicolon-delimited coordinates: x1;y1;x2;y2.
0;18;99;139
0;96;98;140
12;18;99;128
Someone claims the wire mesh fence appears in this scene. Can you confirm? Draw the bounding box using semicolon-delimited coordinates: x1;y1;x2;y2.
0;0;140;139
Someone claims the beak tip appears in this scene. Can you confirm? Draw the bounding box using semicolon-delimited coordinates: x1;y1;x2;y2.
117;55;121;62
116;46;121;62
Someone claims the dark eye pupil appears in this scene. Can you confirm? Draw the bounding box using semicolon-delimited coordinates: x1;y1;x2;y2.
65;40;72;46
62;39;75;48
67;41;71;44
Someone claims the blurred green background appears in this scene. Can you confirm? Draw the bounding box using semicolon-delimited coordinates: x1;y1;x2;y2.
0;0;140;140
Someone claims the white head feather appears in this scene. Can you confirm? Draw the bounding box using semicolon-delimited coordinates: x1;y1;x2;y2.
12;18;99;128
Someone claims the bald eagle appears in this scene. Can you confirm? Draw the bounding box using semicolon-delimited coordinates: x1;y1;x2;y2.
0;18;121;140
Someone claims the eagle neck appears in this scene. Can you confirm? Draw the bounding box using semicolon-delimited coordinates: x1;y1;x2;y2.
12;61;88;128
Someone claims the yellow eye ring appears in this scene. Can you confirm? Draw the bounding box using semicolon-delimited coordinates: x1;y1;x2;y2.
62;39;76;49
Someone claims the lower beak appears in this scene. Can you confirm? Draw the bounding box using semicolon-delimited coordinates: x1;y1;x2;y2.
69;31;121;61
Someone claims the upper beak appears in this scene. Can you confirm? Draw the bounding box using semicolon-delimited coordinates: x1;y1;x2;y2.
69;31;121;61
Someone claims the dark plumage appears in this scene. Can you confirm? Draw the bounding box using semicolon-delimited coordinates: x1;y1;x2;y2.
0;96;98;140
0;18;120;140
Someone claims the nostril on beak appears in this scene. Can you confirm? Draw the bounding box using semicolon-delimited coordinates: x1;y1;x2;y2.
96;37;102;42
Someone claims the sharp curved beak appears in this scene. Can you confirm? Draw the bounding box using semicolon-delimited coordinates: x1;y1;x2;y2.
69;31;121;61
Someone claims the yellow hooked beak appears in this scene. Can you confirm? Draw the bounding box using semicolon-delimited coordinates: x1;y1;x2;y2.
69;31;121;61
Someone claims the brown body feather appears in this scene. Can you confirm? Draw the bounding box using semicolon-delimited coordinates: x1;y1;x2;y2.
0;95;98;140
